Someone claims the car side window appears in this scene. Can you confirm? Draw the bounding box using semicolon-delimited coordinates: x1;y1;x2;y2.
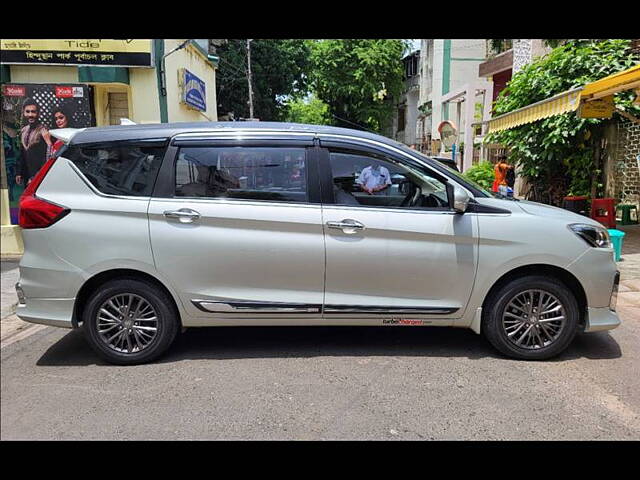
175;146;308;203
328;150;449;209
63;143;166;197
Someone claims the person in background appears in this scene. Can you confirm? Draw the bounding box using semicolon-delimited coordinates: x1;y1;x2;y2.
356;163;392;195
50;105;73;157
505;160;516;197
492;155;511;195
15;98;52;185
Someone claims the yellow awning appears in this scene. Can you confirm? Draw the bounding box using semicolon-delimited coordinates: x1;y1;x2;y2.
487;64;640;134
487;88;582;133
581;64;640;101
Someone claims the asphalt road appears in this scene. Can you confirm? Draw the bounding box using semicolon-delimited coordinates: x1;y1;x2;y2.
2;308;639;440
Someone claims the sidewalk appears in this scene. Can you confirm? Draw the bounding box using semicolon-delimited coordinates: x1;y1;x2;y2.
0;258;37;347
617;224;640;309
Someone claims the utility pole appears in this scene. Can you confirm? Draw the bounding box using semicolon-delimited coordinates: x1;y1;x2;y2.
246;39;254;119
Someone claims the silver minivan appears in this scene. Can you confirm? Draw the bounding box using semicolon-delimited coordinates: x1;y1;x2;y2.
15;122;621;364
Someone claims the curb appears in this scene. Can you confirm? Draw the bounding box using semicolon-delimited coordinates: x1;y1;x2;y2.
0;255;22;261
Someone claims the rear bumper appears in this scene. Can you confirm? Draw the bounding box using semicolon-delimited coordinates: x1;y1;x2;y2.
15;297;75;329
584;307;621;333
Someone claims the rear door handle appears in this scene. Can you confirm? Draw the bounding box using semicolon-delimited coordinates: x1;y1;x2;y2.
326;219;365;234
163;208;201;223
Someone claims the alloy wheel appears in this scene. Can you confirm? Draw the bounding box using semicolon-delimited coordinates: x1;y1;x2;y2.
501;289;566;350
96;293;159;354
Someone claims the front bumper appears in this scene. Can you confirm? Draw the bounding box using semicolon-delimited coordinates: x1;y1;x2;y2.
583;271;621;332
566;248;619;308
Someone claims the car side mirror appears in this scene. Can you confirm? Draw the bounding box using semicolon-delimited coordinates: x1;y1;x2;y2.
452;185;470;213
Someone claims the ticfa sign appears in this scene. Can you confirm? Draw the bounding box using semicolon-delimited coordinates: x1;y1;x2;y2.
180;69;206;112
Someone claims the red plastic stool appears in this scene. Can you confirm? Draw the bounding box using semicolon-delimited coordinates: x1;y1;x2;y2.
590;198;616;228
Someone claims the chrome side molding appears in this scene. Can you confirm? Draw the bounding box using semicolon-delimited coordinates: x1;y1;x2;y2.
323;305;458;315
192;299;457;316
192;300;322;314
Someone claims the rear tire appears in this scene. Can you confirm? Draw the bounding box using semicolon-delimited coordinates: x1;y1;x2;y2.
482;275;579;360
82;278;179;365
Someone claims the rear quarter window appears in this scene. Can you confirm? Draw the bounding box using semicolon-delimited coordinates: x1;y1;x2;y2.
63;142;167;196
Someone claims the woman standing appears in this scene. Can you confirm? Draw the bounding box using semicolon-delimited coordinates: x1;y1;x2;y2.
492;155;510;194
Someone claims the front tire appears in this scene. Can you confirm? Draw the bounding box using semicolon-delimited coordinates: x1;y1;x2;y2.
482;275;580;360
82;278;179;365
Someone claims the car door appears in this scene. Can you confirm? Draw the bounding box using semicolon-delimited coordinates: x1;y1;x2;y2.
318;139;478;319
148;134;326;321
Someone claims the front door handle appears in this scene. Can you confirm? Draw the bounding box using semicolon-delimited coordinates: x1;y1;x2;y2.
326;219;365;234
163;208;201;223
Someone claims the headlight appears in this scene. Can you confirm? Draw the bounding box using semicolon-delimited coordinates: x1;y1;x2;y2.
568;223;611;248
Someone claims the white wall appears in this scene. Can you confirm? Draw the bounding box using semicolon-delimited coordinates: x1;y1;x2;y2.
404;88;419;144
129;68;160;124
418;39;433;107
431;39;445;136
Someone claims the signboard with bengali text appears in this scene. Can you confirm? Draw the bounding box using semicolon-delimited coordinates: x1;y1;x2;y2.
578;96;615;119
1;39;153;67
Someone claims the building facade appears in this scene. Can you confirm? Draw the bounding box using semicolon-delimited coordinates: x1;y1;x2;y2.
413;40;488;170
478;39;551;114
392;50;420;145
0;39;218;256
391;40;488;167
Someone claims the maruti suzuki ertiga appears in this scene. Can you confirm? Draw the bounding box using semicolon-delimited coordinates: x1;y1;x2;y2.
15;122;621;364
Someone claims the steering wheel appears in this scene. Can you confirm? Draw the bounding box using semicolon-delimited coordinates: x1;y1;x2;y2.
423;192;448;208
400;181;421;207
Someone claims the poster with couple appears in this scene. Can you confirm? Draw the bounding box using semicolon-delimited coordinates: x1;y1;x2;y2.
2;83;95;224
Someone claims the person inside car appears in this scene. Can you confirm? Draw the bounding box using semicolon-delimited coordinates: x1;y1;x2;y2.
356;163;392;195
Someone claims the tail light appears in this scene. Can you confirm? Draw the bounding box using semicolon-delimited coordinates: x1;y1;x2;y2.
19;158;70;229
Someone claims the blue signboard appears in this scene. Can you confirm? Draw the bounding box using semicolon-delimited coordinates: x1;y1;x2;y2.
182;69;206;112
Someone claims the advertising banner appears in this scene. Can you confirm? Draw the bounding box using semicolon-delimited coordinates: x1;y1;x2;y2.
2;83;95;224
181;69;207;112
1;39;153;67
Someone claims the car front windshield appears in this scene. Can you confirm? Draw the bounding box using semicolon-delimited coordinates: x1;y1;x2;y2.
405;148;495;198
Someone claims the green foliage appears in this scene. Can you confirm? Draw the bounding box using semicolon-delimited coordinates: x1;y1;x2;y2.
284;95;332;125
463;161;495;191
542;39;568;49
216;39;310;121
307;39;408;133
489;39;512;55
486;39;640;205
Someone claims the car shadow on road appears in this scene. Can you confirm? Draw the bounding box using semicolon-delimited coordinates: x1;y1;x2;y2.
36;325;622;367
